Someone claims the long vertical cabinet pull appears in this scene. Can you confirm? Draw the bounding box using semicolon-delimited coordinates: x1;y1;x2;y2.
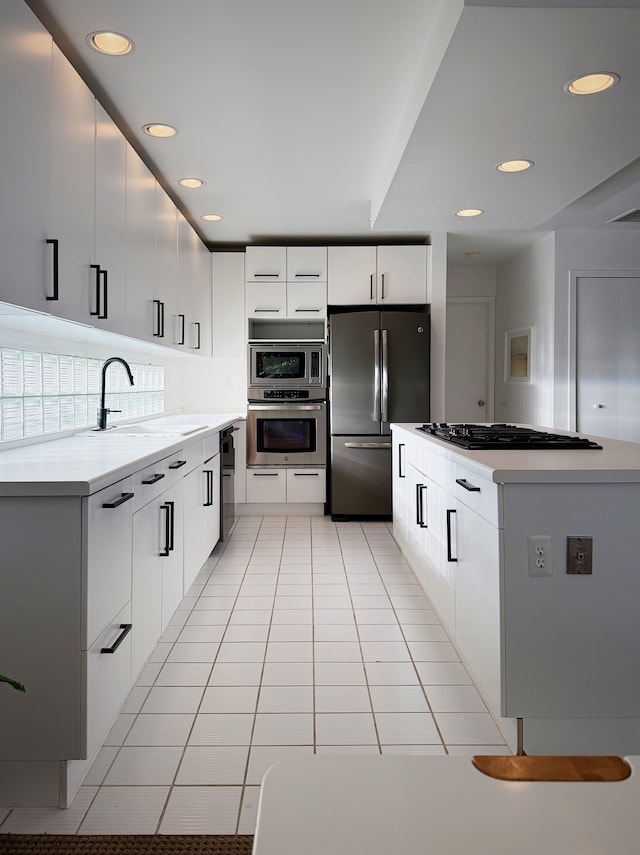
446;509;458;562
204;469;213;507
381;329;389;423
370;274;374;301
398;443;406;478
99;269;108;320
45;239;59;301
160;501;175;556
177;314;186;346
373;329;381;421
193;322;201;350
416;483;428;528
381;273;386;301
90;264;101;316
153;300;165;338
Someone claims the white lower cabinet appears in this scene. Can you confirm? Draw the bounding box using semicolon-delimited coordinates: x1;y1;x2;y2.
247;467;326;504
183;449;221;593
132;479;184;679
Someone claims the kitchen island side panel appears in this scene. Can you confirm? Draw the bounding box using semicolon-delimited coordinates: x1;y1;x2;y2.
502;480;640;720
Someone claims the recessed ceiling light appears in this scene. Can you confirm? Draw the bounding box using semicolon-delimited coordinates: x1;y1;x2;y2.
496;159;534;173
142;123;178;138
455;208;484;218
87;31;134;55
565;72;619;95
179;178;206;189
201;214;223;222
465;251;480;259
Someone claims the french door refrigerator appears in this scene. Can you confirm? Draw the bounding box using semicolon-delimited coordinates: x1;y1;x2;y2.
328;308;430;518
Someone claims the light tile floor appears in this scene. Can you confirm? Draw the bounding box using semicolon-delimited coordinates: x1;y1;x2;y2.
0;516;509;835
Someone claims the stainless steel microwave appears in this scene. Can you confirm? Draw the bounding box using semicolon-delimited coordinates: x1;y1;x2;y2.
248;343;326;388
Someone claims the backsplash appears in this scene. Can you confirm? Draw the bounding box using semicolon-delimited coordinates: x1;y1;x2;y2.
0;347;164;442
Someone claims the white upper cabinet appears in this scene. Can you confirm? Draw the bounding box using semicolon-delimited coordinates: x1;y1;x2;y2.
93;103;127;332
0;0;52;314
328;245;428;305
177;213;212;354
48;43;96;325
245;246;287;282
124;144;157;342
192;238;212;356
154;185;178;345
286;246;327;282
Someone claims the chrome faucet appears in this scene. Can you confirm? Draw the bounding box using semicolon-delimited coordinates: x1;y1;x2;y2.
97;357;135;430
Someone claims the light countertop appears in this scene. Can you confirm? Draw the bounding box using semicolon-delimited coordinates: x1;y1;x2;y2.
0;411;244;497
254;754;640;855
392;422;640;484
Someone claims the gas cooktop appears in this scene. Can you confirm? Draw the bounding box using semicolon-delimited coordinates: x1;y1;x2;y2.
416;423;603;450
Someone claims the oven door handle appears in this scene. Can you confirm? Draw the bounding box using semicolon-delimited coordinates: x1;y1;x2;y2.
344;442;392;449
248;404;324;411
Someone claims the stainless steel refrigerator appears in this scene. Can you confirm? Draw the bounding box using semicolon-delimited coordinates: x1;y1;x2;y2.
328;308;430;518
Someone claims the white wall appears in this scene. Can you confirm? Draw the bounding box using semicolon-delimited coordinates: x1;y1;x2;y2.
447;265;496;299
494;233;555;427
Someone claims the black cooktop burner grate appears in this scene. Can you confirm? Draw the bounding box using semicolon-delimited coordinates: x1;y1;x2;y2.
416;423;603;450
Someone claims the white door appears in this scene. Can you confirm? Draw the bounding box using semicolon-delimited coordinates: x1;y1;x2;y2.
575;275;640;442
445;298;494;423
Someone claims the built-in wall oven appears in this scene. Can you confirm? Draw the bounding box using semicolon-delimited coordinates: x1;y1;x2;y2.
247;387;327;467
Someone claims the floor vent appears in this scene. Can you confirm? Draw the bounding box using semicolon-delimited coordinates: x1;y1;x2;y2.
606;208;640;224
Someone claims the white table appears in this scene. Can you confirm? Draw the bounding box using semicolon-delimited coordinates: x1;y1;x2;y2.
253;755;640;855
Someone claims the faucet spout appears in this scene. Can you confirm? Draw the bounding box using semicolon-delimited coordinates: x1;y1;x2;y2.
97;357;135;430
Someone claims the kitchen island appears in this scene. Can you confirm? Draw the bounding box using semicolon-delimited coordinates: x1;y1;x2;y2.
391;422;640;756
0;412;243;807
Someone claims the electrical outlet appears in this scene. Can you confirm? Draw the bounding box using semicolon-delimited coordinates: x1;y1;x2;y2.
527;535;552;576
567;536;593;574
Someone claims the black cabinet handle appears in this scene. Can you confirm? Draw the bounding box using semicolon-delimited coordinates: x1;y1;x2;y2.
254;273;280;278
177;313;185;345
168;460;187;470
381;273;386;301
294;273;320;278
100;623;132;654
167;500;175;551
99;268;108;319
293;472;319;476
456;478;480;493
142;473;165;485
253;472;279;476
370;273;374;301
254;308;281;313
419;484;428;528
90;264;101;316
160;502;171;556
294;308;321;313
194;321;201;350
447;509;457;562
102;492;134;509
415;483;423;526
45;239;59;301
204;469;214;506
398;443;405;478
153;299;166;338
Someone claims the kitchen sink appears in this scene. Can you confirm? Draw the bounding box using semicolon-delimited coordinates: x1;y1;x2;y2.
76;422;207;438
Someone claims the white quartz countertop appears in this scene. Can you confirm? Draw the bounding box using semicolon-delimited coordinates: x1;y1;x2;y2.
392;422;640;484
254;755;640;855
0;411;244;497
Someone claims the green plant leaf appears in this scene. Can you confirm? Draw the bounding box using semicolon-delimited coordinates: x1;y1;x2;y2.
0;674;26;692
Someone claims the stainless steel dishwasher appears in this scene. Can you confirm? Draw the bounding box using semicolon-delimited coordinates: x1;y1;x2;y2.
220;425;236;540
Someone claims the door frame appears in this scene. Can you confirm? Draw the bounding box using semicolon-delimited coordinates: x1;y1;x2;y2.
445;296;495;422
568;269;640;431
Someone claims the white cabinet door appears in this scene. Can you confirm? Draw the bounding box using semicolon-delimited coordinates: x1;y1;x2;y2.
175;212;196;351
286;468;326;503
85;476;134;649
212;252;246;358
247;469;286;502
93;103;127;332
192;239;212;356
246;282;287;318
286;282;327;318
422;475;456;637
161;481;184;630
85;601;132;760
454;499;501;713
124;144;157;341
376;245;427;304
0;0;52;313
48;44;95;324
287;246;327;282
203;452;221;559
132;499;163;678
154;185;178;345
392;433;409;552
183;464;206;590
246;246;286;281
327;246;377;305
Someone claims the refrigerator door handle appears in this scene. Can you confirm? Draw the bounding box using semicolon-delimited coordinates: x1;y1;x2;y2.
373;328;381;421
344;442;392;449
381;329;389;423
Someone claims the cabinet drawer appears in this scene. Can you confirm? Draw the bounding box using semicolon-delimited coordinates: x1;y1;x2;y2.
246;281;286;317
287;468;326;503
85;476;134;648
287;282;327;318
85;601;132;760
168;438;205;476
452;463;499;526
204;431;221;461
247;469;286;503
133;457;173;511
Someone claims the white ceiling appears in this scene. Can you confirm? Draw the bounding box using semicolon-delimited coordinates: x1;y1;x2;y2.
25;0;640;265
